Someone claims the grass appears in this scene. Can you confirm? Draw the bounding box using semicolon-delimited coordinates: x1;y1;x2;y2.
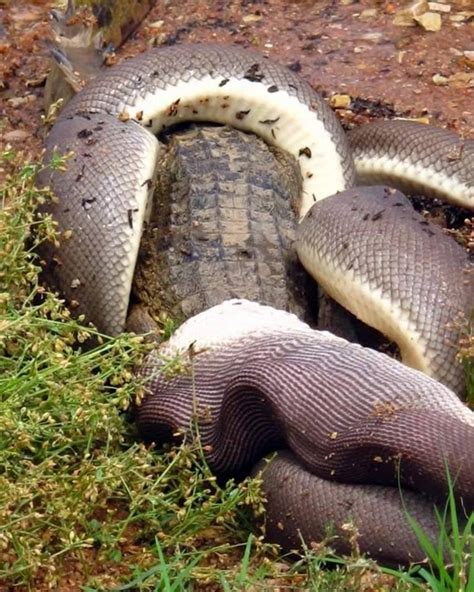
0;151;472;590
403;469;473;592
458;312;474;406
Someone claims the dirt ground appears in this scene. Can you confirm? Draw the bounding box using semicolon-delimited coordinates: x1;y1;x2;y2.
1;0;473;186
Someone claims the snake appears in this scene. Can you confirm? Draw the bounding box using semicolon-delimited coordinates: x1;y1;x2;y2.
37;43;474;564
137;298;474;565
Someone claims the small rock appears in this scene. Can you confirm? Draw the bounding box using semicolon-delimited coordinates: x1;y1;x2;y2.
360;8;378;19
360;32;384;41
414;11;442;31
148;20;164;29
329;94;352;109
428;1;451;12
397;50;406;64
432;73;449;85
393;0;428;25
393;14;416;26
242;14;262;23
449;12;471;22
7;95;35;108
398;0;429;17
4;129;30;142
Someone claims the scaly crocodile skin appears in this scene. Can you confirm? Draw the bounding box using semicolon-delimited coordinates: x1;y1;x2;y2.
132;125;317;324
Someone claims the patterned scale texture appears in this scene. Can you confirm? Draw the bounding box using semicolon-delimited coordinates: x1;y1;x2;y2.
38;113;158;334
60;43;355;187
136;300;474;564
255;451;444;565
132;125;317;324
41;44;358;334
348;120;474;207
297;186;473;394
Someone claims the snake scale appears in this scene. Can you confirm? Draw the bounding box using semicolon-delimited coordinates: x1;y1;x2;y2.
38;44;474;565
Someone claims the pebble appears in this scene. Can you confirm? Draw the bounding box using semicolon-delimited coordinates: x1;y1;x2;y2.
449;12;471;22
7;95;35;108
428;1;451;12
360;8;378;19
432;73;449;85
414;11;442;31
242;14;262;23
361;32;384;41
148;20;164;29
329;94;352;109
4;129;30;142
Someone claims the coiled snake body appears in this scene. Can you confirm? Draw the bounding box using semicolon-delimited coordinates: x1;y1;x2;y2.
38;44;474;565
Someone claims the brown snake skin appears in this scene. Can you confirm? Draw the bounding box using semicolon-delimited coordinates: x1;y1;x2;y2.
136;300;473;565
348;119;474;209
297;186;473;395
37;44;474;565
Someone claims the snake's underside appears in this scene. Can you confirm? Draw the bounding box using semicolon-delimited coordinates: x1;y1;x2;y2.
37;43;474;565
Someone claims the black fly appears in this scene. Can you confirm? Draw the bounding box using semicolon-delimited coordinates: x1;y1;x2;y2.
244;63;264;82
127;208;138;229
77;129;93;139
259;116;280;125
236;109;251;120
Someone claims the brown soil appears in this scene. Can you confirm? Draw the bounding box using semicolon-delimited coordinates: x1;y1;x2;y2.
1;0;473;187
